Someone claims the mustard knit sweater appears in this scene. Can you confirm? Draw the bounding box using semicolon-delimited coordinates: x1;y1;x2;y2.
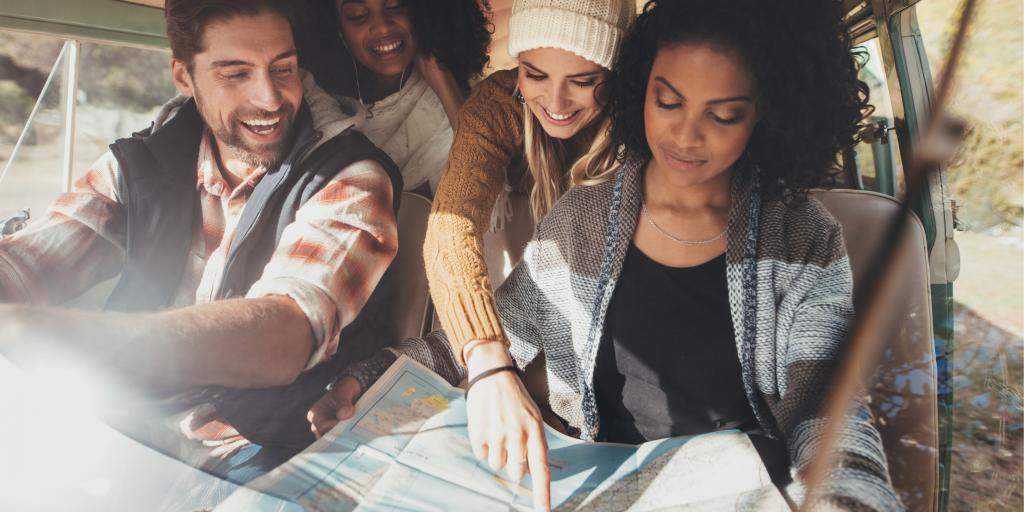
424;68;529;363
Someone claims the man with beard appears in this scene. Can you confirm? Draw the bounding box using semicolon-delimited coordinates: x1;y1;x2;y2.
0;0;402;479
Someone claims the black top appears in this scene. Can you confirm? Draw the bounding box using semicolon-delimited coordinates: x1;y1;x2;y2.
595;244;790;481
595;244;755;444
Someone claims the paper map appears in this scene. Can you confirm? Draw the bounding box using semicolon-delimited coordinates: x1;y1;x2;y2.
216;356;789;511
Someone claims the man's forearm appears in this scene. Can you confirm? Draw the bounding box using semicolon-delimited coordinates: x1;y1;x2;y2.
158;295;314;388
0;296;314;392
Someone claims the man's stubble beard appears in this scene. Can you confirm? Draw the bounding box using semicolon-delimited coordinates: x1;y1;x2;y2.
192;83;294;170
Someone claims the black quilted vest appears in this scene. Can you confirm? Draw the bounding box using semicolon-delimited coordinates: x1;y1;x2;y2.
106;98;402;451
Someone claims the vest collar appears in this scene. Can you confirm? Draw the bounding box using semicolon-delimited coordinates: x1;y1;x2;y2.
142;97;318;187
141;97;205;183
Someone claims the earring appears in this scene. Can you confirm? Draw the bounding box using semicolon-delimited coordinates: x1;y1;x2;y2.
514;90;525;104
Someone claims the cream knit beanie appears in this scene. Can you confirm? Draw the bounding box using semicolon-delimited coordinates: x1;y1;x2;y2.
507;0;635;70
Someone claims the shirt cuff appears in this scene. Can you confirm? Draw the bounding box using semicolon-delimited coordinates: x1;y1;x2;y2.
246;276;340;370
339;350;398;394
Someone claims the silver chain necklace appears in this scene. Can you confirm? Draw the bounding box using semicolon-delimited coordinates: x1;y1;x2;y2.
641;199;727;246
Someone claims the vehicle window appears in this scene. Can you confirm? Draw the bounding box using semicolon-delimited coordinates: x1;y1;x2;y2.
72;41;178;180
849;38;905;196
916;0;1024;510
0;30;176;227
0;30;69;222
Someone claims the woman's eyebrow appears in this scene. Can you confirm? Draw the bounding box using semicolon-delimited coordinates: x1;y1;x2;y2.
707;96;754;105
523;61;599;78
653;76;683;98
521;61;545;74
653;76;753;105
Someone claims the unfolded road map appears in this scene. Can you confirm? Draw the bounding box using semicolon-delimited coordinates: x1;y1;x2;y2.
217;356;789;511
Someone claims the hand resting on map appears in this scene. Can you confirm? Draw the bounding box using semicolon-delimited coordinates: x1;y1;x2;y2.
307;332;466;438
308;374;363;437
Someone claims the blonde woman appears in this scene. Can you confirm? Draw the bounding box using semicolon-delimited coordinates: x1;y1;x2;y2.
422;3;634;505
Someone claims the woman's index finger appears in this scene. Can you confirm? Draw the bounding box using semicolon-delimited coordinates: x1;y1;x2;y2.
526;428;551;511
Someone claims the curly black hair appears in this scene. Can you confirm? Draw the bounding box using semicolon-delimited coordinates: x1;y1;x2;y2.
295;0;492;97
608;0;872;203
406;0;492;90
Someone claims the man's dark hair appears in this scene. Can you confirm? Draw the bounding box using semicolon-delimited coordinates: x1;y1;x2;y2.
165;0;297;67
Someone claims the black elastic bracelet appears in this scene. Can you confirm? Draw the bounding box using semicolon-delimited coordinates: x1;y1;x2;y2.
464;365;519;399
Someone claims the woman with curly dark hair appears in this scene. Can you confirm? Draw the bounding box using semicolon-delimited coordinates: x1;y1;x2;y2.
296;0;492;193
583;1;898;508
312;0;904;509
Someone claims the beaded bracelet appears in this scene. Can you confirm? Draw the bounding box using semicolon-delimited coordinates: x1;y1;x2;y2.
464;365;519;399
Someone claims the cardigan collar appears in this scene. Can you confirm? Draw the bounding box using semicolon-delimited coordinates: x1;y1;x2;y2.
603;153;761;278
579;153;773;439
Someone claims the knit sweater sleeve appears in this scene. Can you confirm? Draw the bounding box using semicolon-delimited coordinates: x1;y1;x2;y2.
778;222;903;511
339;330;467;391
424;69;524;365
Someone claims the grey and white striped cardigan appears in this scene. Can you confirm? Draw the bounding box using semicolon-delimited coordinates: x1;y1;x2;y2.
348;154;903;510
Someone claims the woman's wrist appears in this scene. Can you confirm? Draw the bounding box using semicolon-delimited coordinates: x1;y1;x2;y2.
421;64;465;131
464;364;519;398
463;338;513;376
434;77;465;132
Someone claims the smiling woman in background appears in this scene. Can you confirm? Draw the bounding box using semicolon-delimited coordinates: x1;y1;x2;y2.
298;0;491;193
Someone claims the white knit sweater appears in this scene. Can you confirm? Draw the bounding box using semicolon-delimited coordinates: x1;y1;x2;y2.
325;68;453;193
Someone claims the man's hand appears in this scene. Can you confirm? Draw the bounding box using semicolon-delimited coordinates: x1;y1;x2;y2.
307;375;363;438
465;341;551;512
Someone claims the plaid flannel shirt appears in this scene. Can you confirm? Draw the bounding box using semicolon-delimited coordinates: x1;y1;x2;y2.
0;129;398;455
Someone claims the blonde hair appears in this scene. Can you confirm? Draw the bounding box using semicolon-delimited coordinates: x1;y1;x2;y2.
522;107;620;221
